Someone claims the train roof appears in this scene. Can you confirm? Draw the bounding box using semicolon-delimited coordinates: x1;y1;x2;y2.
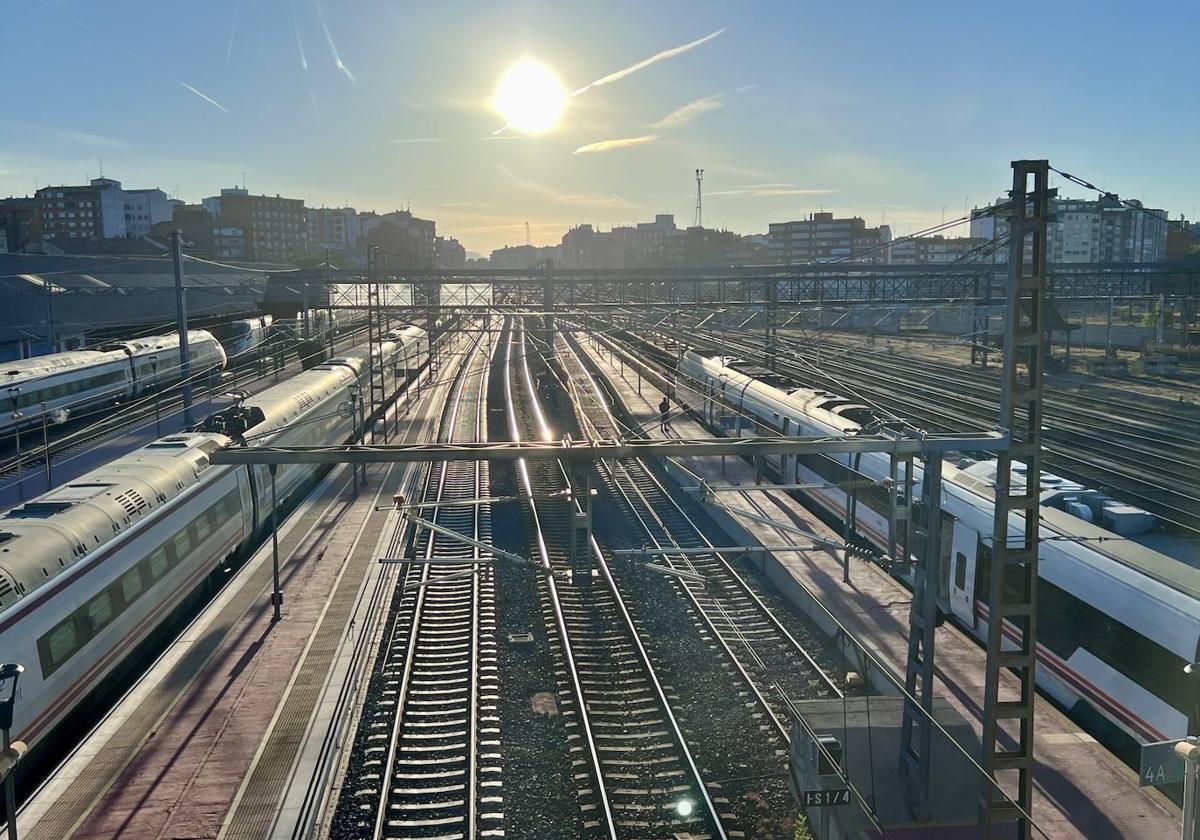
217;364;355;440
0;348;132;385
0;433;227;614
688;350;1200;602
101;329;219;354
946;460;1200;601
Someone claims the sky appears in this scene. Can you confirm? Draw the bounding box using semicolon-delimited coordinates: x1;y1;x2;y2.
1;0;1197;255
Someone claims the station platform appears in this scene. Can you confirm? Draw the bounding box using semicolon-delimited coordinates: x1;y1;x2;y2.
572;331;1183;840
15;365;448;840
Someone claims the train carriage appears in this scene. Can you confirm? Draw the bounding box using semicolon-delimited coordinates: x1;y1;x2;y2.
0;330;227;434
0;326;428;755
677;349;1200;758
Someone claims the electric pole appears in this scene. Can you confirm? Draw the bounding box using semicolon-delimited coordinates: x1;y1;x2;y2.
172;230;195;427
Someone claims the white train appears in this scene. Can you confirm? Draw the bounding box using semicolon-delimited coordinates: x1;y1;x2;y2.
0;331;227;434
0;325;428;754
677;350;1200;756
211;315;273;359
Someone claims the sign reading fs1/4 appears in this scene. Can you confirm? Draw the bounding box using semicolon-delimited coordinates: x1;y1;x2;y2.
803;789;852;807
1139;739;1186;787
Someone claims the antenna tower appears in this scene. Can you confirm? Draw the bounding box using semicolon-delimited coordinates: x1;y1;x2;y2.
525;221;531;246
694;168;704;228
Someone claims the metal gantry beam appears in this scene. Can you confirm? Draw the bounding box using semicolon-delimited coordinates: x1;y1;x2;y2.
979;160;1052;839
265;261;1200;307
208;431;1009;466
899;453;943;820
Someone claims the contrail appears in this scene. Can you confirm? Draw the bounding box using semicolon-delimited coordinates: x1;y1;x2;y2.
316;1;355;82
651;94;723;129
225;7;238;63
572;28;724;96
574;135;659;154
178;81;230;113
294;20;308;70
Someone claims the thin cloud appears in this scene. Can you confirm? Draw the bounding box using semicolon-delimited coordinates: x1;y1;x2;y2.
574;135;660;154
47;128;130;151
178;81;230;113
499;166;632;206
652;94;723;129
572;28;725;95
225;7;238;63
294;20;308;70
736;83;758;93
316;1;355;82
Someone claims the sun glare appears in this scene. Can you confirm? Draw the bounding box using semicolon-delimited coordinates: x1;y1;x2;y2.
493;58;568;134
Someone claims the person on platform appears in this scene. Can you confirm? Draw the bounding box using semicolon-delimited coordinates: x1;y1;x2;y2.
658;396;671;432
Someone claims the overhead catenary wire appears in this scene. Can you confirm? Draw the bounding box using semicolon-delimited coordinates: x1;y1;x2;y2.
564;324;1054;833
1049;166;1200;242
0;321;381;492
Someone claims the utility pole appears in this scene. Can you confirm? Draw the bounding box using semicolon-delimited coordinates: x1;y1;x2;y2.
43;275;55;353
694;169;704;228
172;230;195;427
979;160;1052;840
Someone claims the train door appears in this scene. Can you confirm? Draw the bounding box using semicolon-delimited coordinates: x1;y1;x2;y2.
949;521;978;627
781;417;794;481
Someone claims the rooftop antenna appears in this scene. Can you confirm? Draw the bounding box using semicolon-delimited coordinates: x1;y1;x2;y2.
694;168;704;228
525;221;531;246
98;156;104;178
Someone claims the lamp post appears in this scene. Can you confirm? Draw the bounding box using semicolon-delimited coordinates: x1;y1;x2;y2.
268;464;282;622
6;389;22;502
39;402;67;492
346;384;362;494
0;662;24;840
149;356;161;436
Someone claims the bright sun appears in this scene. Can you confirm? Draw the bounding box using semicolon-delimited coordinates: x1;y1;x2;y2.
493;58;568;134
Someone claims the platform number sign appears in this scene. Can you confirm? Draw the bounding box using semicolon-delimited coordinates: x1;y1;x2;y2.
1139;739;1185;787
803;788;851;807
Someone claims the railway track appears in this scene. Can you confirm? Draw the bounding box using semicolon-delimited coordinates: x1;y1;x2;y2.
505;321;724;840
548;330;879;832
331;329;499;840
556;331;843;718
0;324;378;494
637;322;1200;537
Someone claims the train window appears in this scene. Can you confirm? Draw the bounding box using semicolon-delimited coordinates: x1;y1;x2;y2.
173;528;194;560
42;618;78;671
194;516;213;543
955;552;967;589
121;566;143;603
147;547;169;581
85;590;115;632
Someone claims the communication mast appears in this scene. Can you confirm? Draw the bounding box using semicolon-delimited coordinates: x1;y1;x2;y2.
694;169;704;228
525;221;531;246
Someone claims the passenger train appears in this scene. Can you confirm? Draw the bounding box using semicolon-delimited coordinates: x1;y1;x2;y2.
0;331;227;435
677;350;1200;757
209;315;274;359
0;325;429;754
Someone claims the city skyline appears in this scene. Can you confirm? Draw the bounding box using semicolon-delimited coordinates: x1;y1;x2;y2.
2;1;1198;254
